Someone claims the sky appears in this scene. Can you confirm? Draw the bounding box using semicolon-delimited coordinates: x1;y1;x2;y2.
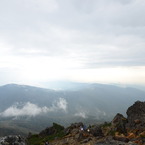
0;0;145;87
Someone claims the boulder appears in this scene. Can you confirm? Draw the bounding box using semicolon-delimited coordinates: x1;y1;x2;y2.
0;135;26;145
111;113;127;134
113;136;129;143
64;122;83;135
90;125;104;137
127;101;145;128
80;137;92;144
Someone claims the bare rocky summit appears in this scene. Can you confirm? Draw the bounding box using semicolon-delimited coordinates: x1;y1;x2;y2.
127;101;145;128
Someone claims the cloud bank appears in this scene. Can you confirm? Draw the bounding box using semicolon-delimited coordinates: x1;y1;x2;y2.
74;107;106;119
0;98;68;117
0;0;145;85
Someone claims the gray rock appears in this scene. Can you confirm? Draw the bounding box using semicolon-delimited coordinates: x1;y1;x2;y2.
80;137;92;143
111;113;127;134
90;125;104;137
0;135;26;145
127;101;145;128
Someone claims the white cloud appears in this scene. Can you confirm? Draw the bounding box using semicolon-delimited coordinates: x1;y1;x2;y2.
0;98;68;117
74;107;88;118
74;107;106;119
56;98;68;112
74;112;87;119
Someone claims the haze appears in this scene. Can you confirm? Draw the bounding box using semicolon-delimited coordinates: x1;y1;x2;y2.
0;0;145;87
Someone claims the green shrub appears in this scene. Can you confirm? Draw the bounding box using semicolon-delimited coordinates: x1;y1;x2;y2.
101;122;111;128
27;123;65;145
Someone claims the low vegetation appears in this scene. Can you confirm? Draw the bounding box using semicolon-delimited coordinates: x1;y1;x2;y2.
27;123;65;145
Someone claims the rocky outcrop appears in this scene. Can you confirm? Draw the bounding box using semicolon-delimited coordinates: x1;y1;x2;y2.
127;101;145;128
64;122;83;135
100;101;145;145
39;122;64;137
111;113;127;134
89;125;104;137
0;135;26;145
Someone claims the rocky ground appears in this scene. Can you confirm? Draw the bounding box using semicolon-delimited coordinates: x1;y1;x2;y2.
0;135;26;145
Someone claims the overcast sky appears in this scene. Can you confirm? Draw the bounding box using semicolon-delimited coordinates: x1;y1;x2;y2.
0;0;145;87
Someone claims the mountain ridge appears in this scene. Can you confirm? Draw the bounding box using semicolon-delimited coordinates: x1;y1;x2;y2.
0;83;145;136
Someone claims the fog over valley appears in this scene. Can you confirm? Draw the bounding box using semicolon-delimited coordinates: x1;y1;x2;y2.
0;83;145;136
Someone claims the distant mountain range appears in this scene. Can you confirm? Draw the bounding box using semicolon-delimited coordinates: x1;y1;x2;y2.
0;83;145;136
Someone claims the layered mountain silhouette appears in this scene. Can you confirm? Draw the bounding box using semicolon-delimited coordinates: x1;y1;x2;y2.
0;83;145;136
